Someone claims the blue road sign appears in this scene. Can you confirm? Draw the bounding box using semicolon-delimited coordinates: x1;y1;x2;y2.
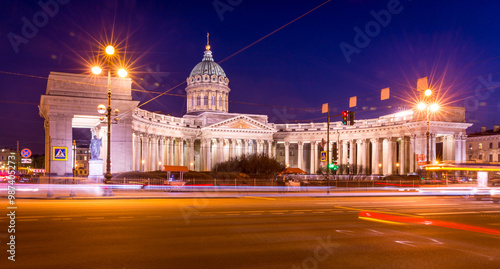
21;148;31;158
52;147;68;161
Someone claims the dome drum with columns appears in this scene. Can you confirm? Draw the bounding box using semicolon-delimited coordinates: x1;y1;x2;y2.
185;37;230;114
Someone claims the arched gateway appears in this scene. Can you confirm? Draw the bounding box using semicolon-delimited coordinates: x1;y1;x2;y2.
39;43;472;177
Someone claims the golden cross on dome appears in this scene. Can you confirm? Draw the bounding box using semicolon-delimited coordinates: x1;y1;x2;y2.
206;32;211;51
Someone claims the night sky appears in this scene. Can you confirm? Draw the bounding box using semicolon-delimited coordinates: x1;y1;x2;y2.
1;0;500;155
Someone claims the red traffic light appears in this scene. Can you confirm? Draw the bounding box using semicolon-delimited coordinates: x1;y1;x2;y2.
342;111;347;117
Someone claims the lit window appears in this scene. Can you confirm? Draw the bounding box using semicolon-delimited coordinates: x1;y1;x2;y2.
479;143;482;150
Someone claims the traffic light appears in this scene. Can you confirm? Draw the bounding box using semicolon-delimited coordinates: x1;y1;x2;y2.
328;163;334;169
349;111;355;125
342;111;348;125
332;143;338;162
333;162;338;170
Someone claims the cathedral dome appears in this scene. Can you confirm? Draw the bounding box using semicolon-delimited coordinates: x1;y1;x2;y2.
185;36;231;114
189;50;227;78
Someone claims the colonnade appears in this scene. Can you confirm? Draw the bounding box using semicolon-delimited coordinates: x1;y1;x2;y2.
278;134;466;175
132;132;273;171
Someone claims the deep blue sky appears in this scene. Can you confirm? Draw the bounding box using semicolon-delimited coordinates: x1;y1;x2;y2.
1;0;500;154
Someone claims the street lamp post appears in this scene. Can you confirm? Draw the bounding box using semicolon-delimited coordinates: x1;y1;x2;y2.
418;89;439;165
92;45;127;184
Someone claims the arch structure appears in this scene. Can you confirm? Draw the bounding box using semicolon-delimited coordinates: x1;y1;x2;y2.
39;44;472;177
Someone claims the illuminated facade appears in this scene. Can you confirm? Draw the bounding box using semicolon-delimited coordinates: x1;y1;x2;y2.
40;43;472;176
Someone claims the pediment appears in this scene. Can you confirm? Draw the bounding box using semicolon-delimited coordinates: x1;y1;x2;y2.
206;115;275;131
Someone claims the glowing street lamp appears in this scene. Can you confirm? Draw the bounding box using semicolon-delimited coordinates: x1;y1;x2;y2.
416;89;439;164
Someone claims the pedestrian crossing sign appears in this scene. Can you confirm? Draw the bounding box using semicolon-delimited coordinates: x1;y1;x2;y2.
320;151;327;162
52;147;68;161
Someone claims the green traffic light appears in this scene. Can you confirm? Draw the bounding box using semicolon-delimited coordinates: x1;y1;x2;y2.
328;163;334;169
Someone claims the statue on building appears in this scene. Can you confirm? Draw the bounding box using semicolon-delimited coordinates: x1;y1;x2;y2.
90;135;102;160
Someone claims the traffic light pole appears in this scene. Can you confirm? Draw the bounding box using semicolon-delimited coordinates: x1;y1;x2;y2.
326;108;330;194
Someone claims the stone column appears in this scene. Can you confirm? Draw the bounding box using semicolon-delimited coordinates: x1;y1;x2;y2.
314;141;319;174
399;137;406;175
228;139;235;160
187;138;195;170
166;138;171;166
133;132;141;171
206;139;212;170
348;140;356;174
371;138;380;175
284;142;290;166
310;141;316;174
384;138;395;175
267;140;272;157
362;139;370;174
147;135;153;171
161;137;167;167
298;141;304;170
341;140;348;174
271;141;276;158
152;136;158;170
140;134;146;171
242;139;248;155
409;135;416;173
179;138;184;166
356;140;363;174
216;139;223;164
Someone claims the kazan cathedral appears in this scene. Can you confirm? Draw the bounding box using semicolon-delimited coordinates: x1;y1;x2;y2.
40;41;471;177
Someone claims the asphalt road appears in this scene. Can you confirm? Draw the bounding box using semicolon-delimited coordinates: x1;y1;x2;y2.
2;196;500;268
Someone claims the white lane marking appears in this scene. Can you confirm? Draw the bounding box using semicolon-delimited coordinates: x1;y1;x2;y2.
17;216;46;219
225;214;240;216
18;219;38;221
292;212;305;214
481;211;500;213
249;213;262;215
271;213;284;215
118;216;134;219
417;211;479;216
